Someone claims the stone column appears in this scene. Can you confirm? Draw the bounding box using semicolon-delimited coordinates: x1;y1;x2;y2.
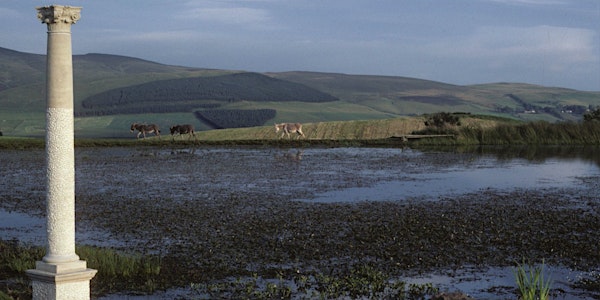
27;5;96;300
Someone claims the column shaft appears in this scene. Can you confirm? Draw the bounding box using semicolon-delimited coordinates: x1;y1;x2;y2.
44;21;78;264
28;5;97;300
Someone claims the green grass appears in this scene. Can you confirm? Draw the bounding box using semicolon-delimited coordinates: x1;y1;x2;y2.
514;260;552;300
74;113;208;138
0;136;45;149
0;239;163;299
3;100;399;138
77;245;162;295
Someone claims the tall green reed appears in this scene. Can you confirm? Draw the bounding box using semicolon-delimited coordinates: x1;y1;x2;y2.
460;121;600;145
514;259;552;300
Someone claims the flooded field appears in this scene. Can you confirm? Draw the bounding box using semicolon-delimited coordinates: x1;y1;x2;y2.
1;146;599;299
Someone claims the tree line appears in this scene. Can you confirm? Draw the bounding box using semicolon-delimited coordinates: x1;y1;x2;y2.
75;103;221;117
194;109;277;129
78;72;338;116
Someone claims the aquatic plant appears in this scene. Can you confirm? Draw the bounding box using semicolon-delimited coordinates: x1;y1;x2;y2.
190;267;439;300
514;259;552;300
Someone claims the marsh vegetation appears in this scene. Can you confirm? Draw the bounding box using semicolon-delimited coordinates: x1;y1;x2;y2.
1;144;599;299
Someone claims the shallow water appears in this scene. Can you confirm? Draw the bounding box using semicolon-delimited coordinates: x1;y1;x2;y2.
304;157;599;203
401;264;596;300
2;147;597;208
0;210;45;244
1;146;599;299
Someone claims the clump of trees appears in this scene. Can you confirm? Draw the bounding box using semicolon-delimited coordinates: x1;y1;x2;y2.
412;112;465;135
583;107;600;122
75;103;221;117
424;112;462;128
194;109;276;129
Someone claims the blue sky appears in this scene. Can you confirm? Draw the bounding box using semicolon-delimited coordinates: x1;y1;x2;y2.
2;0;599;91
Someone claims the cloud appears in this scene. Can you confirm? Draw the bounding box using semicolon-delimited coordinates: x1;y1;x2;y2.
484;0;567;6
178;2;271;26
433;25;598;72
120;30;202;43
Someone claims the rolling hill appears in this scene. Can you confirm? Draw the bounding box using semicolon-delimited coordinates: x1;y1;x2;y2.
1;46;598;138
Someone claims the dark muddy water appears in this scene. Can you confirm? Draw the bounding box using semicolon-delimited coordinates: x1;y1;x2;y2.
1;146;599;299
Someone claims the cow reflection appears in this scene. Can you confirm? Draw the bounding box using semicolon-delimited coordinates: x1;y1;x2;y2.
274;150;304;163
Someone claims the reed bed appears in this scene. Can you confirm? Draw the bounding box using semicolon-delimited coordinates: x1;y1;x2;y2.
458;121;600;145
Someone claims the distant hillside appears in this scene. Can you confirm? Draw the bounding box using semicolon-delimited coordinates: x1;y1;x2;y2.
1;46;599;137
267;71;464;95
79;72;338;117
0;47;46;92
269;71;600;122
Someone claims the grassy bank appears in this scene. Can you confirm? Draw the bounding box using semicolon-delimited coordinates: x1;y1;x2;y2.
2;115;600;149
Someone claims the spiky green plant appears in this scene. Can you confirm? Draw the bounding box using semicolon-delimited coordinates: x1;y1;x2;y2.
514;259;552;300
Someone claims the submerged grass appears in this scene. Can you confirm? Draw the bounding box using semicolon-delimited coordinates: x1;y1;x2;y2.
1;164;599;298
574;271;600;294
0;239;442;299
191;265;439;300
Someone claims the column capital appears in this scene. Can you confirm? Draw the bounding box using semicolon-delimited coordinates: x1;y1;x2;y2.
37;5;81;25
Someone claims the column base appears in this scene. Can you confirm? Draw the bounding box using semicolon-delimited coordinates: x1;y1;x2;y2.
27;260;97;300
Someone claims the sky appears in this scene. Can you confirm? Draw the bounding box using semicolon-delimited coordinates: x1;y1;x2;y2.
1;0;599;91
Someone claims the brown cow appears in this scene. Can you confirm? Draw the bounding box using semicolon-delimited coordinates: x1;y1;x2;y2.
274;123;305;139
169;124;196;140
130;123;160;139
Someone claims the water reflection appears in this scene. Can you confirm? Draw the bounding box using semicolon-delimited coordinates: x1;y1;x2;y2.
0;211;45;244
303;157;598;203
273;149;304;163
1;145;599;239
443;145;600;167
